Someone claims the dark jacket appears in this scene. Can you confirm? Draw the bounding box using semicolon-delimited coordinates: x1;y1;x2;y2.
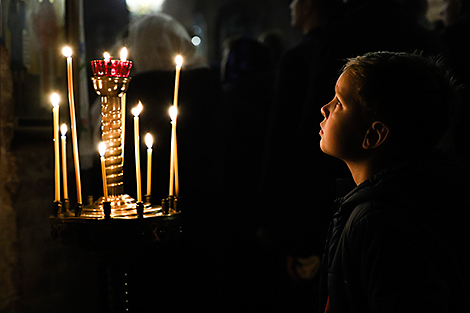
319;150;470;312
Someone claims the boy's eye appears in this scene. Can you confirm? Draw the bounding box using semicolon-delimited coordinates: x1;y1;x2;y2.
335;99;341;107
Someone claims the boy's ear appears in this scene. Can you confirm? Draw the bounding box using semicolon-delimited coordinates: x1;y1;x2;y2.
362;121;389;150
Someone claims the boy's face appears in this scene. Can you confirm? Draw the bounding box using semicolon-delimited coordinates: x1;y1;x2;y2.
320;70;367;162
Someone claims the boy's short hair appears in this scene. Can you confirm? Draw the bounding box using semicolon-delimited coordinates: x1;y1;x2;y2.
342;51;458;153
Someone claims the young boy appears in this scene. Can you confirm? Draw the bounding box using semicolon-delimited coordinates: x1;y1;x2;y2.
318;51;470;312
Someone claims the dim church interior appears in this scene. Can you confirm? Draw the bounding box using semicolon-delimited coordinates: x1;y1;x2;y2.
0;0;446;312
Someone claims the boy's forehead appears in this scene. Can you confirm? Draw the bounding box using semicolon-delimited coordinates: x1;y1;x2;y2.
336;71;359;101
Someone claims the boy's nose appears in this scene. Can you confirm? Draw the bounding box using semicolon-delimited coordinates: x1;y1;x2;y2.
321;104;328;118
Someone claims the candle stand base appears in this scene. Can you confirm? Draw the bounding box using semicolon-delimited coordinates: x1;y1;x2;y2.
136;201;144;218
77;194;164;219
52;201;61;217
103;201;111;219
59;199;74;217
50;195;182;249
49;200;182;311
75;203;82;217
145;194;152;205
162;195;180;214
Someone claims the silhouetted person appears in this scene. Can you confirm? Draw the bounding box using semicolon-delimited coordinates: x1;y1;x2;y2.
220;35;274;227
318;51;470;313
269;0;342;141
217;35;282;310
258;30;286;68
439;0;470;160
259;1;343;310
261;0;344;268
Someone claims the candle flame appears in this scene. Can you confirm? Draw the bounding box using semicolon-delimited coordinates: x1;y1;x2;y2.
62;46;73;58
99;142;106;157
169;106;178;121
132;101;143;117
103;52;111;62
175;55;183;68
51;93;60;108
120;47;128;61
61;123;67;136
145;133;153;149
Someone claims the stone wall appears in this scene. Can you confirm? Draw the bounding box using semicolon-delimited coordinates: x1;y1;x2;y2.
1;44;105;313
0;44;20;313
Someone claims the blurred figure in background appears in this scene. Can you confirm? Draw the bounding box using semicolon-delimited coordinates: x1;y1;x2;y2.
218;35;278;309
259;0;343;310
258;30;286;68
270;0;342;136
220;35;274;221
262;0;344;259
439;0;470;160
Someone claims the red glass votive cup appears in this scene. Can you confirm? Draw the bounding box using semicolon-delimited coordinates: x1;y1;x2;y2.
107;60;119;76
118;61;133;77
91;60;133;77
91;60;105;76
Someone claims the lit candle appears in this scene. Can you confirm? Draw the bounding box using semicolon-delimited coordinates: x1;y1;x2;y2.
145;133;153;196
60;124;69;200
99;142;108;201
51;93;61;202
103;52;111;62
132;102;143;202
169;106;177;196
173;55;183;109
62;46;82;205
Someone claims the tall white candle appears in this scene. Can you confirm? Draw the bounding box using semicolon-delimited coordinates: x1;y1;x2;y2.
145;133;153;196
99;142;108;201
172;56;182;197
169;106;178;196
62;46;82;204
120;47;128;167
174;123;179;197
173;55;183;109
132;102;143;202
121;94;126;166
51;93;61;202
60;124;69;200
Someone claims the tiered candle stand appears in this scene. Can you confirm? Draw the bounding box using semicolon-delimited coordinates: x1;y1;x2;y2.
49;53;183;312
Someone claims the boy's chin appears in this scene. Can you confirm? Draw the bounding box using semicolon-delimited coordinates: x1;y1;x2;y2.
320;143;342;160
319;141;330;155
320;145;333;157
